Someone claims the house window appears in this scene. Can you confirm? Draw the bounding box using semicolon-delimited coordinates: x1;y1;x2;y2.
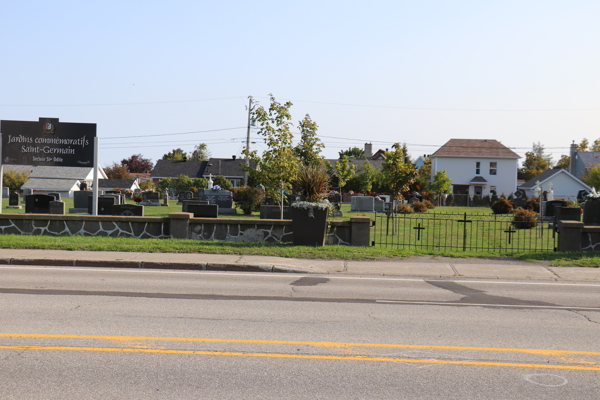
489;162;497;175
231;179;242;188
475;162;481;175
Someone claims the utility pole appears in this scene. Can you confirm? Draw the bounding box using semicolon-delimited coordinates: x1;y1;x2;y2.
244;96;253;186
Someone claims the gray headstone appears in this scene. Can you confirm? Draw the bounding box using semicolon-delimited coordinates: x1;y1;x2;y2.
140;191;160;206
197;189;233;209
2;187;8;198
351;196;374;212
111;204;144;216
178;191;194;202
74;191;94;209
260;205;290;219
47;192;61;201
379;195;391;203
25;194;55;214
374;199;385;212
188;204;219;218
49;201;65;215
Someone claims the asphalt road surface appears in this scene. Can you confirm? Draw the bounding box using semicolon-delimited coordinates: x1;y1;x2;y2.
1;265;600;399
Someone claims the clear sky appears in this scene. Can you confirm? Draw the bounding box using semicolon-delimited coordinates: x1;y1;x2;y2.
1;0;599;168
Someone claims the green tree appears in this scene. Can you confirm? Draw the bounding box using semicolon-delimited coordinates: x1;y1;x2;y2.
592;139;600;152
139;179;154;191
415;158;432;192
335;155;356;192
382;143;417;200
402;143;412;164
175;175;194;192
556;154;570;170
358;159;378;193
520;151;549;181
584;164;600;190
338;147;364;160
192;178;208;190
243;95;299;219
157;178;174;192
213;175;232;190
189;143;211;161
104;163;132;179
294;114;325;167
532;142;553;168
162;148;188;160
3;169;30;191
578;138;589;151
430;170;452;204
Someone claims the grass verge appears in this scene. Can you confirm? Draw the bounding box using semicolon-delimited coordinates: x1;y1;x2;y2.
0;234;598;266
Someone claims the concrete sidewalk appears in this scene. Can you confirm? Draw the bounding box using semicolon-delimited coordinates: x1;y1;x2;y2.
0;248;599;282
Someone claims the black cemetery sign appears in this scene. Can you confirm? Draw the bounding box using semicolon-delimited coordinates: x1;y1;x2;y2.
1;117;95;167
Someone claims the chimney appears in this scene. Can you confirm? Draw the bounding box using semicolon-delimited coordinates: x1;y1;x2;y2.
364;143;373;158
232;155;236;160
570;141;577;175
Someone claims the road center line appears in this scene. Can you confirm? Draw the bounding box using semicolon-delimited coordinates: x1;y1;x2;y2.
2;333;599;356
0;344;599;371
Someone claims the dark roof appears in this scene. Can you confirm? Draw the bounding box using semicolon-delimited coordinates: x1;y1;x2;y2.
151;160;205;178
577;152;600;168
520;169;565;188
97;179;138;189
470;176;488;183
203;158;245;178
432;139;520;158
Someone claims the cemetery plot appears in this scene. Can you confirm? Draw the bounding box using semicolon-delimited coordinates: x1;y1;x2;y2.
373;212;557;254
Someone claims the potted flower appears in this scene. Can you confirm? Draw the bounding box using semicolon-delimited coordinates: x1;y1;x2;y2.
291;166;331;246
583;188;600;225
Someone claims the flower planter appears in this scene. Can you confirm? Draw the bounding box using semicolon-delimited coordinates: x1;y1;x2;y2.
291;206;328;247
583;200;600;225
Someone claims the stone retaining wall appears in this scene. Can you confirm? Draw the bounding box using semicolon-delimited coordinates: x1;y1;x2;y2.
0;213;370;246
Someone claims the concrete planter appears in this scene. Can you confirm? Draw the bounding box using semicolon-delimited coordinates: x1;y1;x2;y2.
583;200;600;226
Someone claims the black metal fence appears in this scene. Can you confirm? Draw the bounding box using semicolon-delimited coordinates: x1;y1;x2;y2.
373;212;557;253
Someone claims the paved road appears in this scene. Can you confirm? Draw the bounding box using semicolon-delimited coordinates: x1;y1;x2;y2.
1;265;600;399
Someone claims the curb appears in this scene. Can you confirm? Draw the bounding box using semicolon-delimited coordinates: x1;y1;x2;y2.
0;258;311;274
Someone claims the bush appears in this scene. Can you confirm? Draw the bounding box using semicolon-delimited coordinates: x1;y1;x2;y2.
512;207;538;229
423;199;435;209
491;198;514;214
396;203;414;214
232;186;264;214
294;166;329;203
412;201;428;213
525;197;540;213
213;176;232;190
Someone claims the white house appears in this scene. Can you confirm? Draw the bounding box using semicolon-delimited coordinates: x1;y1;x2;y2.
519;169;590;201
431;139;520;197
16;165;107;198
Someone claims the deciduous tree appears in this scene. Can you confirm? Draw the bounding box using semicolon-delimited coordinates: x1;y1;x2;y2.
104;163;132;179
121;154;153;173
335;155;356;192
190;143;211;161
338;147;364;160
243;95;299;219
294;114;325;167
556;155;570;170
585;164;600;190
2;169;30;191
382;143;417;200
162;148;188;160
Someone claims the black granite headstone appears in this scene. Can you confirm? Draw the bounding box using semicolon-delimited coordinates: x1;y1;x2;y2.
111;204;144;216
178;191;194;201
188;204;218;218
9;192;19;206
88;196;116;215
47;192;61;201
25;194;55;214
181;200;209;212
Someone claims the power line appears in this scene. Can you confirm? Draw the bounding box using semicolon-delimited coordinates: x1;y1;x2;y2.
0;96;245;107
256;96;600;112
101;127;246;140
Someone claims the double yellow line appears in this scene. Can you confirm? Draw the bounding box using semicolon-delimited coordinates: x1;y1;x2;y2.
1;333;599;371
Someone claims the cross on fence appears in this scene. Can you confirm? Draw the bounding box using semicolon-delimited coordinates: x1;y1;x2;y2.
456;213;473;251
413;223;425;241
504;226;517;244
